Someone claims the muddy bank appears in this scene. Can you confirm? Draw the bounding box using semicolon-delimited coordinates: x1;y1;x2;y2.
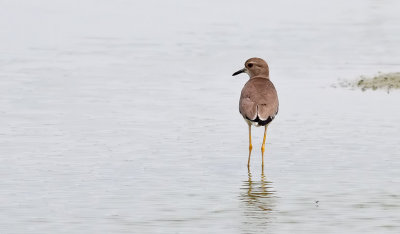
337;72;400;92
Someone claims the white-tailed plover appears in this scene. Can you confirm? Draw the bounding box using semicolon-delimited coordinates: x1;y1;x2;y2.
232;58;279;168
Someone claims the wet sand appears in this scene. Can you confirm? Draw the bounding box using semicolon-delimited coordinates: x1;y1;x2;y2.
338;72;400;92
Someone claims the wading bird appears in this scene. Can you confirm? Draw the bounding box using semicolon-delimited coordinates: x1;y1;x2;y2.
232;58;279;168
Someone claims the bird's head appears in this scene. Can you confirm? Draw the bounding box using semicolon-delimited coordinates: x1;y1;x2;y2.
232;57;269;78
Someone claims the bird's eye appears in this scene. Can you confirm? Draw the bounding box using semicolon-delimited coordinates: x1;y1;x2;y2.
248;63;253;68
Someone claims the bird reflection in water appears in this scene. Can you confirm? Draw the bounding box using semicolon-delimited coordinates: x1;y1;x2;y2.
240;167;276;230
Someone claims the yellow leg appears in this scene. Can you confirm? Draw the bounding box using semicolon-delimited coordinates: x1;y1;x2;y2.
247;123;253;168
261;125;268;168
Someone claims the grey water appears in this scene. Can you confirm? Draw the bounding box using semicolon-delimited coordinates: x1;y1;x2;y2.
1;0;400;233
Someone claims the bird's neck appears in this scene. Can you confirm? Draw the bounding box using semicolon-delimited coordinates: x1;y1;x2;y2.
250;75;270;79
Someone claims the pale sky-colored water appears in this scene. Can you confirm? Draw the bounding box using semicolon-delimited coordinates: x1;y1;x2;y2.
1;0;400;233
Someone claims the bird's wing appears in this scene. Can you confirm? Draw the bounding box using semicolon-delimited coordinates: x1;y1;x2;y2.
239;96;257;120
240;78;279;121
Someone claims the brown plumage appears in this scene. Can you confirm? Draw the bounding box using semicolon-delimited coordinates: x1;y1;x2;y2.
239;77;278;126
232;57;279;168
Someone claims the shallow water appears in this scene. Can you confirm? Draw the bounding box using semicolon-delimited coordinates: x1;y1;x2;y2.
1;0;400;233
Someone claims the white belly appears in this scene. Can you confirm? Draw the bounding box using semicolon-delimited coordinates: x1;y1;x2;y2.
244;118;261;127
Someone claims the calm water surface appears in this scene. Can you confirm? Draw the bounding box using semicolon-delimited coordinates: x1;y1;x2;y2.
1;0;400;233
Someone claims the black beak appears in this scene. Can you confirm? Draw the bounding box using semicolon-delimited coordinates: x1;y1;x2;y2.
232;68;246;76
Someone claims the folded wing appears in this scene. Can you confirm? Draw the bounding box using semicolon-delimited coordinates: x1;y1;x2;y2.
239;77;279;125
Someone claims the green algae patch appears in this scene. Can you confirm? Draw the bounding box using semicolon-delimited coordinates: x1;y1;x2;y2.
338;72;400;92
